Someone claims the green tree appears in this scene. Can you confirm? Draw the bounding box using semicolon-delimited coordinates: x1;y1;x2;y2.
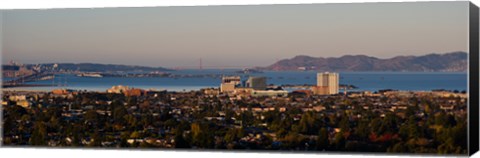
298;112;318;134
316;127;329;150
354;120;369;139
333;131;346;151
390;142;407;153
85;109;99;123
30;121;47;146
224;128;245;142
174;128;190;148
113;105;128;124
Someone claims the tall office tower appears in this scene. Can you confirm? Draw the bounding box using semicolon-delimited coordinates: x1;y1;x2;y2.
313;72;339;95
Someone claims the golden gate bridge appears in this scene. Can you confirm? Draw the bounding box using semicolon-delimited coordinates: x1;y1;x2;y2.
168;58;257;70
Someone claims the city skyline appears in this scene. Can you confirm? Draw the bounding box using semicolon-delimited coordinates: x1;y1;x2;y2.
1;2;469;68
1;1;474;155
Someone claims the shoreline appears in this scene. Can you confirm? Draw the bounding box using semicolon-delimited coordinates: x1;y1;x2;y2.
2;86;467;94
2;72;467;93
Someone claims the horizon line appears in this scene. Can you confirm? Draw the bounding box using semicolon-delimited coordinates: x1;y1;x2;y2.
3;51;467;68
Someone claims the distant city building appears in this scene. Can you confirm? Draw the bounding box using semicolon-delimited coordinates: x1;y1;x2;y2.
220;76;285;97
52;89;74;95
2;65;19;78
220;76;241;93
107;85;130;94
313;72;339;95
124;88;146;97
251;90;288;97
311;86;329;95
220;83;236;93
233;87;255;98
9;95;27;102
107;85;146;97
2;65;35;78
246;76;267;90
221;76;241;85
203;88;220;96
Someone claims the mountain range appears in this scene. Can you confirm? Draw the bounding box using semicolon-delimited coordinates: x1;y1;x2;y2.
260;51;467;72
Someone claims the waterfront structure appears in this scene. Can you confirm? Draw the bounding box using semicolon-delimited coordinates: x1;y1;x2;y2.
220;76;241;93
221;76;241;85
313;72;339;95
77;73;103;78
219;76;287;97
246;76;267;90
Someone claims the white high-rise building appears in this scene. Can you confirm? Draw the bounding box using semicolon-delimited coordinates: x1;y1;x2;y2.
314;72;339;95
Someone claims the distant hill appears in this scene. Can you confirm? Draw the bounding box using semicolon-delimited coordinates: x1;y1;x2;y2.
261;51;467;72
29;63;172;72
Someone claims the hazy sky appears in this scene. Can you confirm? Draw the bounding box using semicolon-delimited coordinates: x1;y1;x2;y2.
1;1;469;68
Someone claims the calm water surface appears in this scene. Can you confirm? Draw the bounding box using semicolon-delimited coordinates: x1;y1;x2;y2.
3;70;467;92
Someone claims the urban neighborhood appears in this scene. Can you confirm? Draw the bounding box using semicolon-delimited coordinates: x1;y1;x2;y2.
2;72;468;154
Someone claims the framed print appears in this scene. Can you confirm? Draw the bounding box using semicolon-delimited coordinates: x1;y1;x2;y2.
1;1;479;156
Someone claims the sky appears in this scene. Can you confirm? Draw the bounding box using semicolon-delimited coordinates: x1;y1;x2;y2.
1;1;469;68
